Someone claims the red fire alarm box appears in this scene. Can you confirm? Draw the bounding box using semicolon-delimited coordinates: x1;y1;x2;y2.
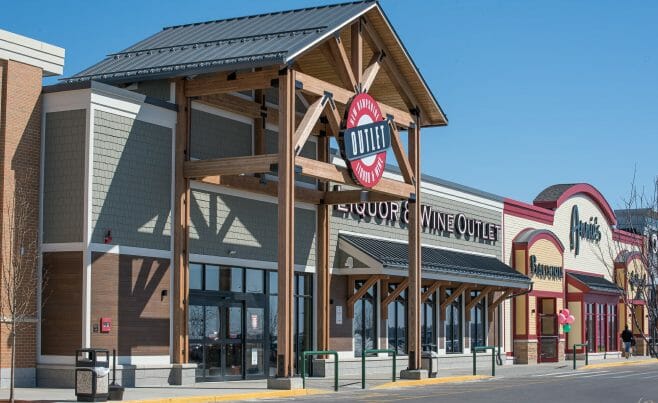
100;317;112;333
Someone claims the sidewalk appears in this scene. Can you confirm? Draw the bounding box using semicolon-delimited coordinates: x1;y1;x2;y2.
1;356;655;402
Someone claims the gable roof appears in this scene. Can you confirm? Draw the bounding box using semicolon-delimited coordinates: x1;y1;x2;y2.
65;1;447;126
533;183;617;225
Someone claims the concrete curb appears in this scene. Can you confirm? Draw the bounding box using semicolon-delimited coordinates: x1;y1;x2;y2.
582;359;658;370
372;375;490;390
119;388;325;403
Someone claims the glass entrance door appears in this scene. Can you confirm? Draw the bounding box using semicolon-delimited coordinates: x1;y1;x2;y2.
189;302;244;381
538;298;558;362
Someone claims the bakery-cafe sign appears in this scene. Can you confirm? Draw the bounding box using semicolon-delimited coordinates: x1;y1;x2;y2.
335;201;501;242
340;93;391;188
529;255;563;281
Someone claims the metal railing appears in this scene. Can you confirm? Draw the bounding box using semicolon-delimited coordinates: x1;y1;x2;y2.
301;350;338;392
472;346;496;376
362;349;397;389
573;342;589;370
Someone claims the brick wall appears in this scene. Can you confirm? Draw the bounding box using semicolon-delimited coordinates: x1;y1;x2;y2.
0;59;43;373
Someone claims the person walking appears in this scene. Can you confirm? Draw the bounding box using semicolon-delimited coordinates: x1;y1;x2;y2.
621;325;634;359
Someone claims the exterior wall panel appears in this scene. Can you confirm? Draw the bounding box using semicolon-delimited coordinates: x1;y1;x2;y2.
189;188;316;267
190;109;252;160
90;252;170;356
43;110;86;243
91;110;172;250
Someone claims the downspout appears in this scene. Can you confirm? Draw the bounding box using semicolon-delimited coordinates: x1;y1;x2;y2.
497;282;534;365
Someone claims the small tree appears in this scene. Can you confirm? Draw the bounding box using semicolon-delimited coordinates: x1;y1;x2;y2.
602;173;658;358
1;178;41;403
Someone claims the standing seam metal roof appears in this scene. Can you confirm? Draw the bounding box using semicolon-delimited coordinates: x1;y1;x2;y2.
67;1;377;82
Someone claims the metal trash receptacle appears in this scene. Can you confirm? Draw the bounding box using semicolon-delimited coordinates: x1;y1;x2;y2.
421;350;439;378
75;349;110;402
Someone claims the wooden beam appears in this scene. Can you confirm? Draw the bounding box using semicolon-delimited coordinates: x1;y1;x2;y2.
316;130;331;352
465;286;494;321
197;93;261;119
183;154;278;179
466;286;495;312
351;21;363;85
185;69;278;97
407;116;421;370
488;290;511;312
173;79;190;364
346;275;382;315
361;51;383;93
361;19;422;116
381;279;409;319
276;68;296;378
295;156;415;200
421;281;443;303
295;71;413;127
254;89;266;155
194;175;323;205
440;284;470;311
294;95;329;155
322;190;404;205
326;35;358;91
388;121;415;185
325;99;342;136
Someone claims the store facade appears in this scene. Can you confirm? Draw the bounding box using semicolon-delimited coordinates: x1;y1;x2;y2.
504;184;647;364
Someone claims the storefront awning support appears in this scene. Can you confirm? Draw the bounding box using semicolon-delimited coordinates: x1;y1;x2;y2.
465;286;494;321
488;290;511;321
421;280;443;303
407;114;422;371
381;278;409;319
346;275;383;319
440;283;469;312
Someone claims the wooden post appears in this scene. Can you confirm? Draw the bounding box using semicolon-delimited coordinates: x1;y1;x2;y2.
407;116;421;370
254;89;265;155
173;79;190;364
351;20;362;86
277;68;296;378
317;132;330;352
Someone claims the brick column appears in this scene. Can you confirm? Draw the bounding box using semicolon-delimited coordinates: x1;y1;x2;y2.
0;59;43;386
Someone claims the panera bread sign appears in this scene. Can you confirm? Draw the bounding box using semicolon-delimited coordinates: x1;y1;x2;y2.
335;201;501;242
339;93;391;188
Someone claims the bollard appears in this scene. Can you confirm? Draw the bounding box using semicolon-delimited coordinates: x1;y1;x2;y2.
301;350;339;392
362;349;396;389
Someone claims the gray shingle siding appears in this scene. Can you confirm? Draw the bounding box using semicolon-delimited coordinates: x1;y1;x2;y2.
264;129;316;184
330;191;502;268
189;189;316;267
43;110;87;244
129;80;171;102
190;109;252;160
91;110;172;250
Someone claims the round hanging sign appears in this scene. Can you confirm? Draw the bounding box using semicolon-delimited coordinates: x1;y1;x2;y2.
340;93;391;188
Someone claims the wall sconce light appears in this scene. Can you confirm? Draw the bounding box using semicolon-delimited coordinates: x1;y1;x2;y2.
531;309;535;314
161;289;168;301
228;250;237;256
104;229;112;244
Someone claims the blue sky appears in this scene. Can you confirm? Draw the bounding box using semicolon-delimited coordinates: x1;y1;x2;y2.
2;0;656;207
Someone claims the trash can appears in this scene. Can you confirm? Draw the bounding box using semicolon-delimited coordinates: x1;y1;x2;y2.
75;349;110;402
421;350;438;378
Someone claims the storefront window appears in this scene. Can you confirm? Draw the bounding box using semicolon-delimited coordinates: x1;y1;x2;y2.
268;271;278;377
190;264;203;290
469;291;486;348
585;303;595;353
354;280;377;357
608;304;618;351
294;274;313;375
597;304;606;352
246;269;264;293
445;289;463;353
205;265;220;291
421;287;436;352
387;285;407;355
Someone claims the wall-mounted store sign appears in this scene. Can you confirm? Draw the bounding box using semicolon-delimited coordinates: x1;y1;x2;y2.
569;205;602;256
335;201;501;242
529;255;563;281
339;93;391;188
651;233;658;255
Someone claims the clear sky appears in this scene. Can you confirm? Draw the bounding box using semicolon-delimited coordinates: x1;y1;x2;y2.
2;0;656;208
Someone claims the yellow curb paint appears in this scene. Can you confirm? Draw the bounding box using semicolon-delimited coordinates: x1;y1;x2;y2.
373;375;490;390
120;388;325;403
582;359;658;370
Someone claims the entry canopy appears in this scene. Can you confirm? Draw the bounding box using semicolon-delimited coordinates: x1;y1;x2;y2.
568;272;621;295
338;234;531;289
64;0;447;126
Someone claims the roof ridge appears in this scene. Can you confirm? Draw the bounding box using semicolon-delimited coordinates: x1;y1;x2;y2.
162;0;375;31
